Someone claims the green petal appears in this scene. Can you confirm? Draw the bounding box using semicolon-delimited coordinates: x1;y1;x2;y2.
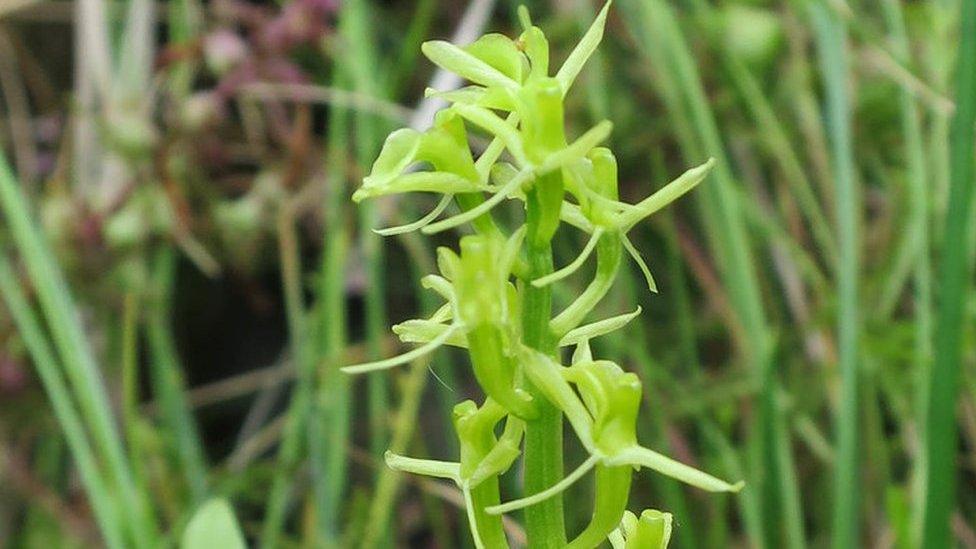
342;323;461;374
621;234;657;293
385;451;461;483
520;26;550;80
558;307;643;348
374;194;454;236
556;1;612;95
616;158;715;230
463;33;525;83
532;228;604;287
608;446;745;493
356;128;422;200
181;499;246;549
539;121;613;175
422;40;520;90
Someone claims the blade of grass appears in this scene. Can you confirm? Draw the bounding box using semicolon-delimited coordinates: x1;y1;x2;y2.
354;191;441;549
120;291;144;485
388;0;436;96
0;27;39;185
616;6;766;543
166;0;202;96
0;253;124;549
807;4;862;547
360;303;436;549
922;3;954;236
146;247;209;503
341;0;389;462
686;0;836;269
0;152;158;545
876;0;932;323
259;200;318;548
307;76;352;547
620;2;804;546
782;13;835;211
114;0;154;99
73;0;111;200
878;2;934;544
921;2;976;546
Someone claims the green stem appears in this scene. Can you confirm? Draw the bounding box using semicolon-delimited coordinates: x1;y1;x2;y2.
520;178;566;548
470;480;509;549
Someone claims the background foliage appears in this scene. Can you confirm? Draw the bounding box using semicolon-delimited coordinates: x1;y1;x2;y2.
0;0;973;547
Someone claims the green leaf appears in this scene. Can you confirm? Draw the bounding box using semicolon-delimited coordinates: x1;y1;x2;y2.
181;499;246;549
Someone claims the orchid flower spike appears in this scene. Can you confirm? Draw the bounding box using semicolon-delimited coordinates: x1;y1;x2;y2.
347;4;729;548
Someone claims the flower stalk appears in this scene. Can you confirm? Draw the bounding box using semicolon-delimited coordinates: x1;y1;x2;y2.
344;3;742;546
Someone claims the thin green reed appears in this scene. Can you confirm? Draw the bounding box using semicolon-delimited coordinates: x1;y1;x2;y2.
0;153;159;546
615;6;766;543
0;252;124;549
879;1;933;544
260;91;354;549
342;0;389;460
808;4;861;547
146;247;209;504
310;76;352;549
922;1;976;547
685;0;836;271
619;1;801;546
360;245;439;549
344;4;743;547
876;1;932;323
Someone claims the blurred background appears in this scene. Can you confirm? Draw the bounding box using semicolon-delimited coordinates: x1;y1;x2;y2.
0;0;973;547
